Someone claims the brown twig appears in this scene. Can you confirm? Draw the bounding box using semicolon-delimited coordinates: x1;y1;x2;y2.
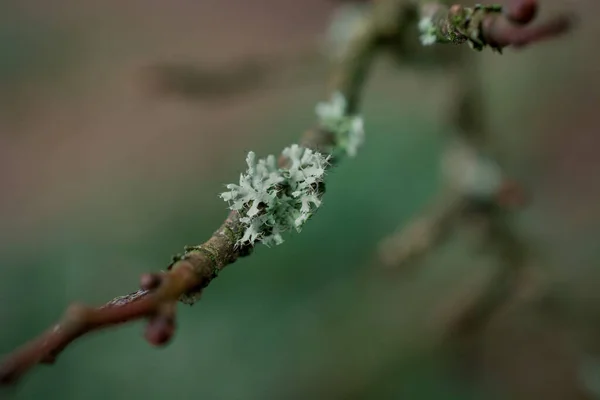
0;266;193;384
0;212;247;385
0;0;574;388
422;0;574;51
0;0;381;384
484;0;574;49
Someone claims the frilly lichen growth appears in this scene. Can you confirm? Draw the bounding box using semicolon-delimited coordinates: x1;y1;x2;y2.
315;92;365;157
418;17;438;46
220;145;330;247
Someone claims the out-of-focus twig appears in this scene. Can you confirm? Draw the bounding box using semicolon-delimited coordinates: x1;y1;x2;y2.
141;46;323;101
379;190;466;268
378;0;566;340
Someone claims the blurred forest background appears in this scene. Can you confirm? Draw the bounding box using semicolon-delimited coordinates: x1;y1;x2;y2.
1;0;600;399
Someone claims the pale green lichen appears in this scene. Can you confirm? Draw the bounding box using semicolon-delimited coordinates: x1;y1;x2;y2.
315;92;365;157
418;16;438;46
220;145;329;247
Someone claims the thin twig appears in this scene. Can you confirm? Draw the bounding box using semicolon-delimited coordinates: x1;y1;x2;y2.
0;0;573;387
378;0;564;334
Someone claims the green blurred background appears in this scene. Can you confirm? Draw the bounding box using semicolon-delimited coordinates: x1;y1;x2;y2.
1;0;600;399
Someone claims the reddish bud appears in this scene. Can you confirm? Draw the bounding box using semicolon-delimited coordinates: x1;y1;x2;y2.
140;273;162;291
145;316;175;347
506;0;538;25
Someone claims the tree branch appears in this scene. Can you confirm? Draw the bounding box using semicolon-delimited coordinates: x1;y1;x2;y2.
0;267;191;384
420;0;573;51
0;0;574;387
378;0;560;349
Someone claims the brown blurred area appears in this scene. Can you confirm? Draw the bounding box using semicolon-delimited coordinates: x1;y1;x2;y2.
1;0;600;399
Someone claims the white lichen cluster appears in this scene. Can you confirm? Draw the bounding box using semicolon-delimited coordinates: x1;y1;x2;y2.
315;92;365;157
418;17;438;46
220;145;329;247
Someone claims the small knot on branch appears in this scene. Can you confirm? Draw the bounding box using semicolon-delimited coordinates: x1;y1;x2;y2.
140;273;164;291
505;0;537;25
145;302;177;346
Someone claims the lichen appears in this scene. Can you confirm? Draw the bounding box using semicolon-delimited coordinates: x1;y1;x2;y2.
220;145;330;247
315;92;365;157
418;17;438;46
419;5;504;52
